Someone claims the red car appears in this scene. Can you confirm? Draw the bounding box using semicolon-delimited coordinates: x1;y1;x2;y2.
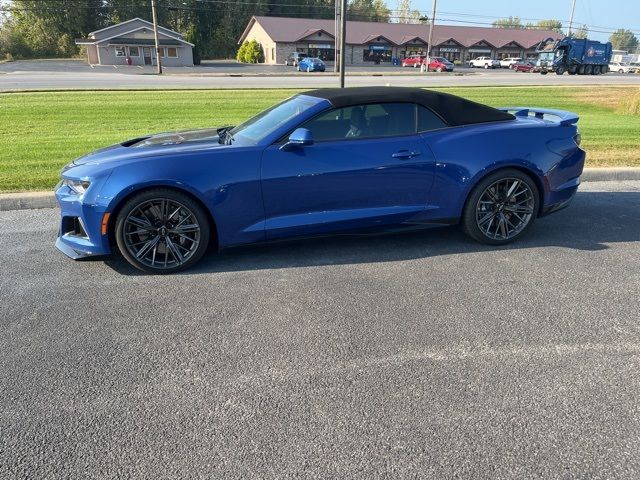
512;61;536;72
401;55;425;68
422;56;454;72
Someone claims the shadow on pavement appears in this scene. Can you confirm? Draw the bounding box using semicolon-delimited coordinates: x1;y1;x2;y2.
103;191;640;276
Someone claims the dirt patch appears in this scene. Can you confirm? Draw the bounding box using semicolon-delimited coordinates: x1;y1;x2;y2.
572;87;640;115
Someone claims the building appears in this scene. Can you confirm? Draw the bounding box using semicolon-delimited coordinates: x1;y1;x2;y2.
239;16;563;65
76;18;194;67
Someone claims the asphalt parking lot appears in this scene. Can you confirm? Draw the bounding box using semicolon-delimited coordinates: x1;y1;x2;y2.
1;180;639;478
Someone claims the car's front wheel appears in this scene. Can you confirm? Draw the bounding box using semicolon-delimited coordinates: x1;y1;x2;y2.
462;170;539;245
115;189;211;273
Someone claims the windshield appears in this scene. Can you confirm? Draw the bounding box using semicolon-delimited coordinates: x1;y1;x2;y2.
539;52;554;61
228;96;320;145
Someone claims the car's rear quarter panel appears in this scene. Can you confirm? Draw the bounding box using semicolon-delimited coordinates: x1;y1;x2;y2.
422;117;584;219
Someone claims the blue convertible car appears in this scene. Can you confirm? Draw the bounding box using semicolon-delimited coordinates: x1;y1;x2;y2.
55;87;585;272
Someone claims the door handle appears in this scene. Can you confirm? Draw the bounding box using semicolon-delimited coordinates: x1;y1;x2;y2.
392;150;421;159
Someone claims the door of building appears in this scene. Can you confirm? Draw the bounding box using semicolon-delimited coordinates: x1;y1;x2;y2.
143;47;152;65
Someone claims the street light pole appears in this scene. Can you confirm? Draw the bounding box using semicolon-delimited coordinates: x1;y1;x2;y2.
334;0;340;73
425;0;437;72
151;0;163;74
568;0;577;35
339;0;347;87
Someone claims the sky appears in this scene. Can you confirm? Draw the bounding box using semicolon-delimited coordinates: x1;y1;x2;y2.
405;0;640;43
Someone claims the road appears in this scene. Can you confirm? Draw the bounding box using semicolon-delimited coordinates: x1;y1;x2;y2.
1;59;639;90
1;180;640;478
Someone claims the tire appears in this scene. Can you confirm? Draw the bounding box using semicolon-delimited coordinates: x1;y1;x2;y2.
618;69;624;74
602;65;609;74
555;66;565;75
436;67;442;72
593;66;601;75
115;189;211;273
461;169;539;245
484;64;489;69
585;65;593;75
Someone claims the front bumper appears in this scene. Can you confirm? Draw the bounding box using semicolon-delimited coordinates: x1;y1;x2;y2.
55;184;112;259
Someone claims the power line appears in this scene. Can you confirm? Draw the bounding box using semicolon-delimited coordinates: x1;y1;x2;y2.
1;1;639;36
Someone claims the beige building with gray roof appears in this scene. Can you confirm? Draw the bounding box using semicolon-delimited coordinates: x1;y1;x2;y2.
239;16;562;65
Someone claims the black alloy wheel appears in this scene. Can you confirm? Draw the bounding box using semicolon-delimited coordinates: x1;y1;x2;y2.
462;169;539;245
115;189;210;273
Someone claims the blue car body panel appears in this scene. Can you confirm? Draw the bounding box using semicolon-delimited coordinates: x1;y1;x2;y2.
298;57;326;72
55;90;585;259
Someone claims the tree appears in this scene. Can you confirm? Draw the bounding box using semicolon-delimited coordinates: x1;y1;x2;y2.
236;40;263;63
492;17;523;29
535;19;564;33
348;0;391;22
609;29;639;52
573;25;588;39
395;0;422;24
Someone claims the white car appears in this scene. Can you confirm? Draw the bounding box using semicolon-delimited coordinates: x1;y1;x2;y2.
609;62;636;74
500;57;522;68
468;57;500;69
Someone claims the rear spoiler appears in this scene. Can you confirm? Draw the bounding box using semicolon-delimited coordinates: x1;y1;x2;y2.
498;107;579;126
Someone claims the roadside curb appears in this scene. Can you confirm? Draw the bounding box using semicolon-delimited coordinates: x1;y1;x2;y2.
0;191;56;211
1;168;639;212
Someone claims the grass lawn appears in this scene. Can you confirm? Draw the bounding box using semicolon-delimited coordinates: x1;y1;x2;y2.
1;86;639;192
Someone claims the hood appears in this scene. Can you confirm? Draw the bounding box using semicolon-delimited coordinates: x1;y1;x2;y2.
72;128;229;166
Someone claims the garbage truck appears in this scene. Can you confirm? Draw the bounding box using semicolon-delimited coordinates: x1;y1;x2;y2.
535;37;613;75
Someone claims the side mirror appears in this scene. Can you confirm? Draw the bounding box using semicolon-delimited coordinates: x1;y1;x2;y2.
281;128;313;151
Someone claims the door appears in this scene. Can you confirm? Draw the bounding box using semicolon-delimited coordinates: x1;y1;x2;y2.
261;102;438;240
143;47;152;65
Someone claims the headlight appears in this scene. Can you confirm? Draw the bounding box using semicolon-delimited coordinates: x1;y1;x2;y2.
62;178;91;195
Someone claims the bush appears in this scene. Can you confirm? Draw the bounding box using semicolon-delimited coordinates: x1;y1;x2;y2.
236;40;264;63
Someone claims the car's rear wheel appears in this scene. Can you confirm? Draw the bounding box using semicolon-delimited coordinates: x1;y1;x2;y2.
462;170;539;245
115;189;210;273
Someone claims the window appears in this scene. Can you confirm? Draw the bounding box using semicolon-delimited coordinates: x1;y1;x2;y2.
229;95;321;145
115;46;126;57
167;47;178;58
158;47;166;58
302;103;429;141
418;106;447;132
128;46;140;57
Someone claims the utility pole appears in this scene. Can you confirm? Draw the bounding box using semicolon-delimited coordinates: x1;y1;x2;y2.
426;0;437;72
568;0;577;35
334;0;340;73
339;0;347;87
151;0;163;74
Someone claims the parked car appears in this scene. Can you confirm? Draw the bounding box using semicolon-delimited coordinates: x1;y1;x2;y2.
55;87;585;273
512;60;536;72
297;57;326;72
423;56;454;72
284;52;307;67
468;57;500;69
500;57;522;68
609;62;636;74
401;55;426;68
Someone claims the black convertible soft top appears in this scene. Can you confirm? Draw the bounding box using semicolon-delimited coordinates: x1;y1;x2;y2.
303;86;515;127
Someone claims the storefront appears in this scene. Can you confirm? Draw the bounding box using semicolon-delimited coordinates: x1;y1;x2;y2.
438;47;461;62
402;43;427;58
467;47;493;60
306;43;335;61
364;44;392;63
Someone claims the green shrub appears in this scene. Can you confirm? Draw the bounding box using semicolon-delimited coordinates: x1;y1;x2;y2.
236;40;264;63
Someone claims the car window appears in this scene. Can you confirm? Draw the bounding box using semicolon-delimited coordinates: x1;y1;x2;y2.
302;103;420;141
417;106;447;132
231;95;320;145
